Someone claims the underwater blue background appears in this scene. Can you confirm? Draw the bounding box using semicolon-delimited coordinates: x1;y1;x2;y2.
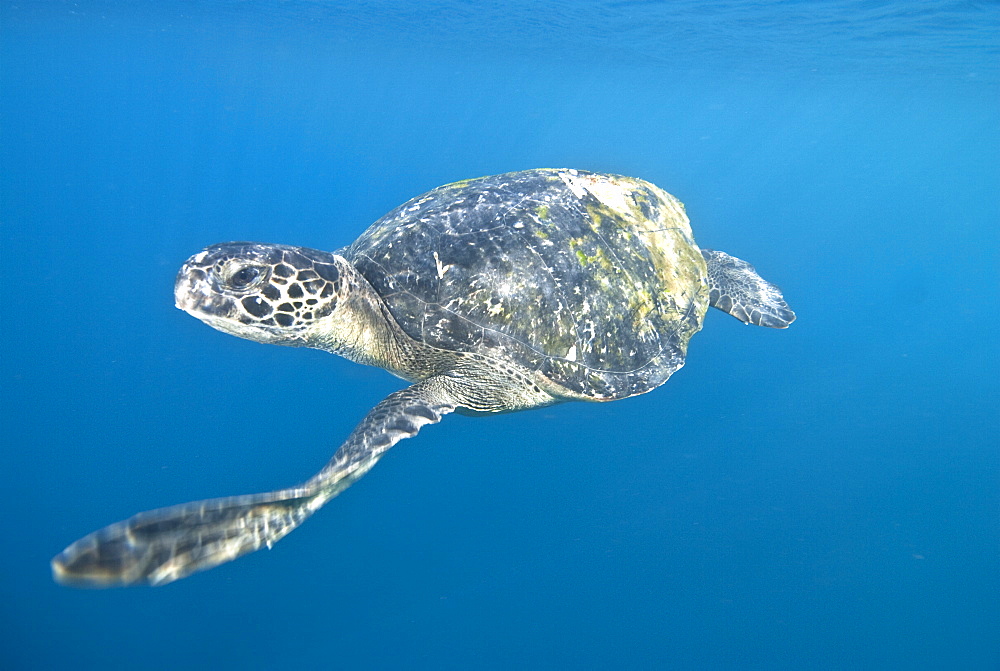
2;1;997;669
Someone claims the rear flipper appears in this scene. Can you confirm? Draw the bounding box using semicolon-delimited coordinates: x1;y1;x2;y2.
52;379;457;587
701;249;796;328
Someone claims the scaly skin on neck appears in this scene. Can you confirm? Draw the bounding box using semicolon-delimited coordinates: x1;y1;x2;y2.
304;259;458;383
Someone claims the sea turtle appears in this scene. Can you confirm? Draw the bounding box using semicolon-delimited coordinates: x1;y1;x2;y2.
52;169;795;587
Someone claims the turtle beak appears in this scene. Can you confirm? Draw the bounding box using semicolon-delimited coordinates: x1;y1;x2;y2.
174;254;231;319
174;266;204;314
173;266;199;313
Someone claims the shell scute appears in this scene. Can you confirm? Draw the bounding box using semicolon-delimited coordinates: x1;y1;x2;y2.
347;169;709;400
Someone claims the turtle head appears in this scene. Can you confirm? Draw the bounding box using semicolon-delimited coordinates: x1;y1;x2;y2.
175;243;348;347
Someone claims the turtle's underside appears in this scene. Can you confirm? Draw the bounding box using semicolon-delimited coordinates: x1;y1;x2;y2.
53;169;794;587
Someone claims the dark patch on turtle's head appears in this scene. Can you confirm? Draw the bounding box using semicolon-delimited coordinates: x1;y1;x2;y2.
175;242;345;346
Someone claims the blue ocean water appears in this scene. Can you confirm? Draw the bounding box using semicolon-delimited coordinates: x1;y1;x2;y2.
1;1;997;668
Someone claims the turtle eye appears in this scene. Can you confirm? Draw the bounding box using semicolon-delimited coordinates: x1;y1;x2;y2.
224;264;265;291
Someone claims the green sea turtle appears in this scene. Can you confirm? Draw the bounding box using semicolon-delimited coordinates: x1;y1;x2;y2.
52;169;795;587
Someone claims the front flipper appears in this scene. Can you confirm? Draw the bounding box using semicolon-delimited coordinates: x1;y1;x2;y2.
701;249;796;328
52;379;457;587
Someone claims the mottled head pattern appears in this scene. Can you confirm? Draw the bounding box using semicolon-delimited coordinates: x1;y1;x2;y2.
175;243;344;344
